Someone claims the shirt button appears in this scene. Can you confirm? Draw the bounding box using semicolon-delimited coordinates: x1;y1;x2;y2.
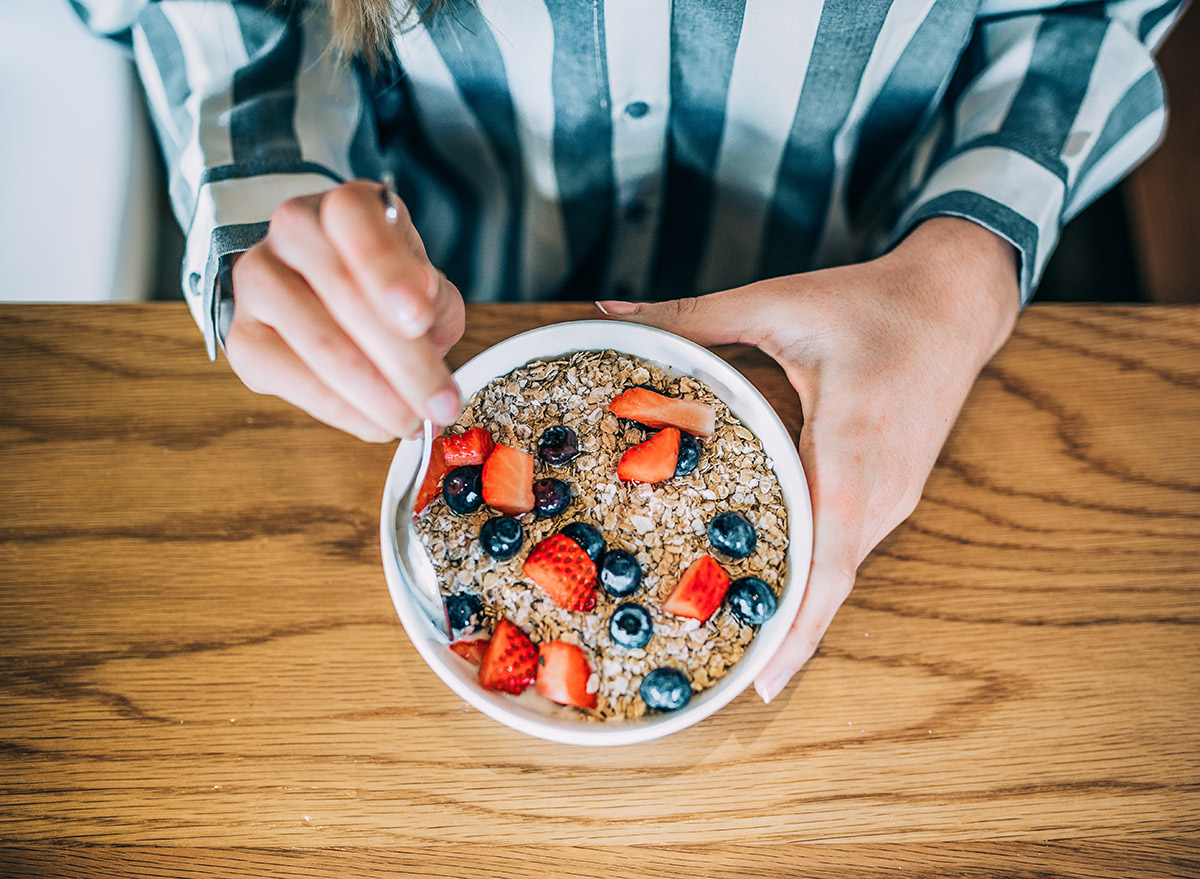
624;200;648;223
624;101;650;119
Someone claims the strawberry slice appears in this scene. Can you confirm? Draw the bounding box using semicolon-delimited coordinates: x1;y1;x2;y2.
478;619;538;694
523;534;598;612
413;435;450;516
536;641;598;709
481;443;535;515
449;635;491;665
663;554;731;623
608;388;716;438
443;426;495;467
617;427;680;483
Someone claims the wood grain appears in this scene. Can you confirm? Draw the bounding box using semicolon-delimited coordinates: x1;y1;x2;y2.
1;303;1198;876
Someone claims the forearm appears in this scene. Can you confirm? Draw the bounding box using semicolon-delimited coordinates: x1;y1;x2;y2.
894;1;1182;306
105;1;359;357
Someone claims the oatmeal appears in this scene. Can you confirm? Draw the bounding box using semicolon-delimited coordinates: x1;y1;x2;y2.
412;349;788;720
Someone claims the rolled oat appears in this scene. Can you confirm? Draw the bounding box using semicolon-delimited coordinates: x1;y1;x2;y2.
413;350;788;720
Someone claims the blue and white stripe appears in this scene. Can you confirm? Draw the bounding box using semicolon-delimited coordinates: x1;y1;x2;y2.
76;0;1185;357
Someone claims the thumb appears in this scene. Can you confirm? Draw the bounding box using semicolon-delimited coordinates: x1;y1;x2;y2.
596;288;765;349
754;428;867;704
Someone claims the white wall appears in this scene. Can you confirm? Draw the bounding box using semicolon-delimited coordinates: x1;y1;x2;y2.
0;0;157;302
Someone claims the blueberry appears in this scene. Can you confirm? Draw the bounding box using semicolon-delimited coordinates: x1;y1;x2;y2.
442;465;483;515
707;510;757;559
598;549;642;597
559;522;606;563
480;515;524;560
674;433;702;477
537;425;579;465
609;603;653;649
446;592;483;634
640;667;692;712
532;478;572;518
726;576;777;625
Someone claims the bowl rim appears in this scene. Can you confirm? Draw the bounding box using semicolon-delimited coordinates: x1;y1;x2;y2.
380;319;812;746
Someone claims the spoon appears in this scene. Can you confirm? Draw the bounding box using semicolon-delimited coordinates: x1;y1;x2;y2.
393;420;451;639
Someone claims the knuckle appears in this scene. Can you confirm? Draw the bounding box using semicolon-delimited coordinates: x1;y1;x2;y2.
267;198;322;259
224;327;274;395
667;296;700;320
321;180;420;265
229;251;302;319
313;332;363;376
310;260;358;306
229;356;272;396
824;558;859;600
784;615;825;664
270;196;315;236
809;557;858;603
834;569;857;601
229;250;270;303
318;180;375;228
800;624;824;658
241;375;272;396
318;182;355;220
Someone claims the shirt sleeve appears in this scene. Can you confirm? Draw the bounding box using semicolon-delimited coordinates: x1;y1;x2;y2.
73;0;367;358
892;0;1185;304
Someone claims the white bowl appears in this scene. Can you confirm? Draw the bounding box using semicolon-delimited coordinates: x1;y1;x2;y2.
380;320;812;746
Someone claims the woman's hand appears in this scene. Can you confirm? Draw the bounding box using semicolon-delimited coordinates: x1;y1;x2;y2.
597;217;1020;702
225;180;466;441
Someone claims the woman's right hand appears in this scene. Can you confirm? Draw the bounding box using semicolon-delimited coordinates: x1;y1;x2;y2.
225;180;466;442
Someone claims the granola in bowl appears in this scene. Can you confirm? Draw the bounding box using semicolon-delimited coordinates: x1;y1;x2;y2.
412;348;789;721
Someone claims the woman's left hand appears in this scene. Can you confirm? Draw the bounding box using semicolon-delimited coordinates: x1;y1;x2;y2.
597;217;1021;702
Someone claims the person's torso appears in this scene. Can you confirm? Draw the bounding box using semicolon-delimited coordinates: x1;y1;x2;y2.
364;0;988;302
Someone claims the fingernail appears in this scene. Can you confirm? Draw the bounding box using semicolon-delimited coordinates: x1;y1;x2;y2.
755;667;791;705
425;387;461;425
392;295;430;337
425;267;440;300
595;300;639;316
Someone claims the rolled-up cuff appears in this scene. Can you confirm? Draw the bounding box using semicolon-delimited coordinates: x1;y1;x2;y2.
180;167;343;359
892;145;1065;305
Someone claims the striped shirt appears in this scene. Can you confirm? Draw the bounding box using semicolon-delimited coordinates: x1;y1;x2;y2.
77;0;1184;358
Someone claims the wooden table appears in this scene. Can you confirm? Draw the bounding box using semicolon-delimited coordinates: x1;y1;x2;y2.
1;303;1197;877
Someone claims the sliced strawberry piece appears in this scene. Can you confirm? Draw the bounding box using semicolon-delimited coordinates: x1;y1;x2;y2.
413;435;450;516
481;443;535;515
663;554;731;623
608;388;716;438
617;427;680;484
523;534;598;612
536;641;598;709
478;619;538;694
449;635;491;666
443;426;495;467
